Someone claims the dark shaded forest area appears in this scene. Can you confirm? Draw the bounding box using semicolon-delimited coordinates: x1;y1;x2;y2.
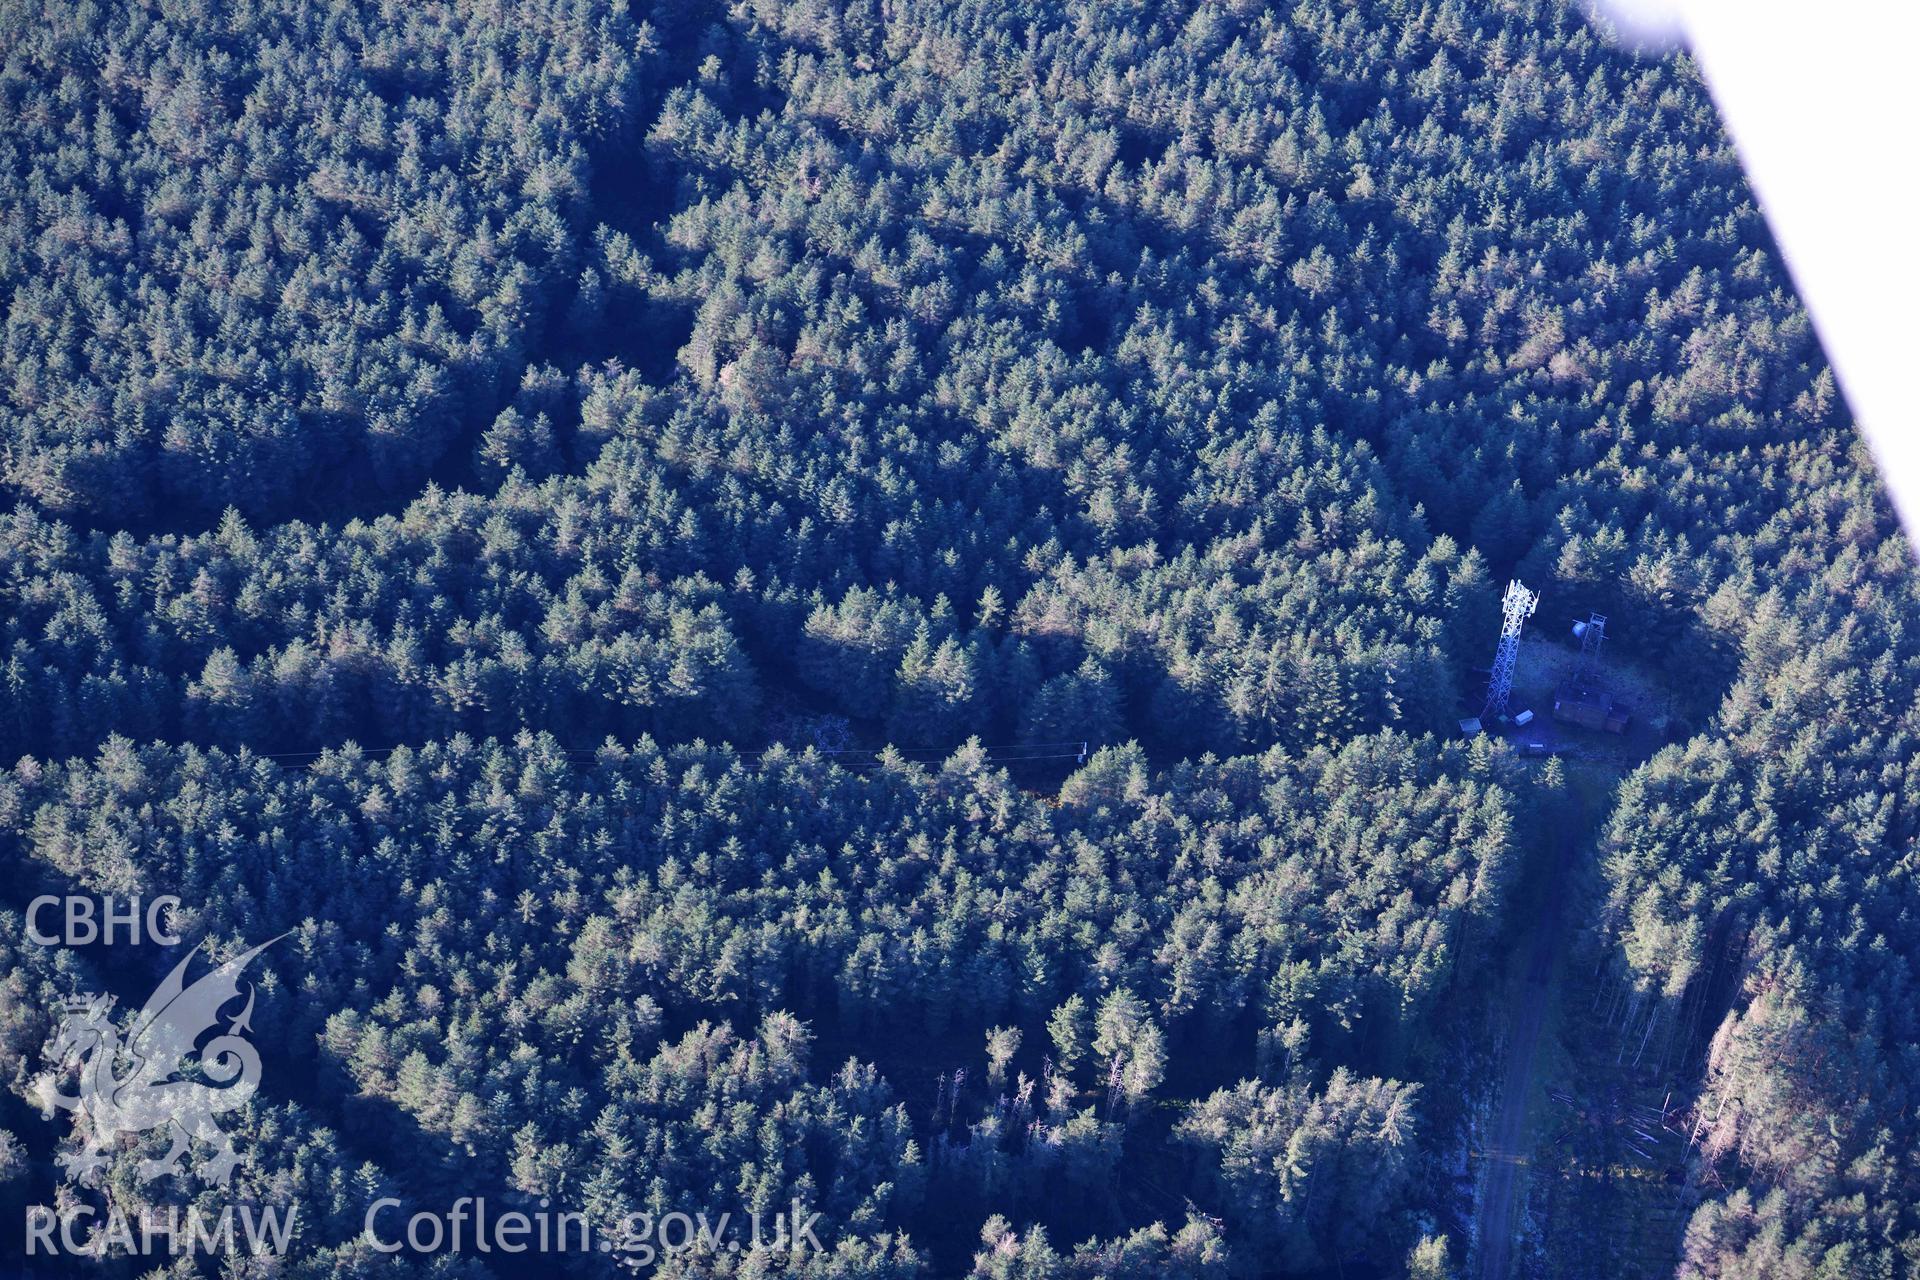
0;0;1912;1276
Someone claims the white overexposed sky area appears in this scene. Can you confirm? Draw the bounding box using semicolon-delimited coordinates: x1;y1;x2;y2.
1596;0;1920;533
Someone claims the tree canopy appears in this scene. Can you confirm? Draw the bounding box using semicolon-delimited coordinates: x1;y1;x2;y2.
0;0;1908;1274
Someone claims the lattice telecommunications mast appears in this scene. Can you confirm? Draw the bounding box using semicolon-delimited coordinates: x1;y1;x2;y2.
1483;579;1539;719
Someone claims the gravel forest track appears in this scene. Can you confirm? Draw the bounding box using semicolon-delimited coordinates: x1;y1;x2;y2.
1476;826;1575;1280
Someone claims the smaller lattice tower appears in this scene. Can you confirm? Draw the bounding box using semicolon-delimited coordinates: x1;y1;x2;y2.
1483;580;1540;719
1570;612;1608;691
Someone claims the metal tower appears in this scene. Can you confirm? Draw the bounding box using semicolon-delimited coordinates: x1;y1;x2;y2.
1571;612;1608;689
1483;580;1540;718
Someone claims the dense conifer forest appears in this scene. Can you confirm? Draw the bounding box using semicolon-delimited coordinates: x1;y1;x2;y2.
0;0;1910;1276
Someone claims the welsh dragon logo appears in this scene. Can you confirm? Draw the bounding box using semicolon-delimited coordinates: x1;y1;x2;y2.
36;936;283;1188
